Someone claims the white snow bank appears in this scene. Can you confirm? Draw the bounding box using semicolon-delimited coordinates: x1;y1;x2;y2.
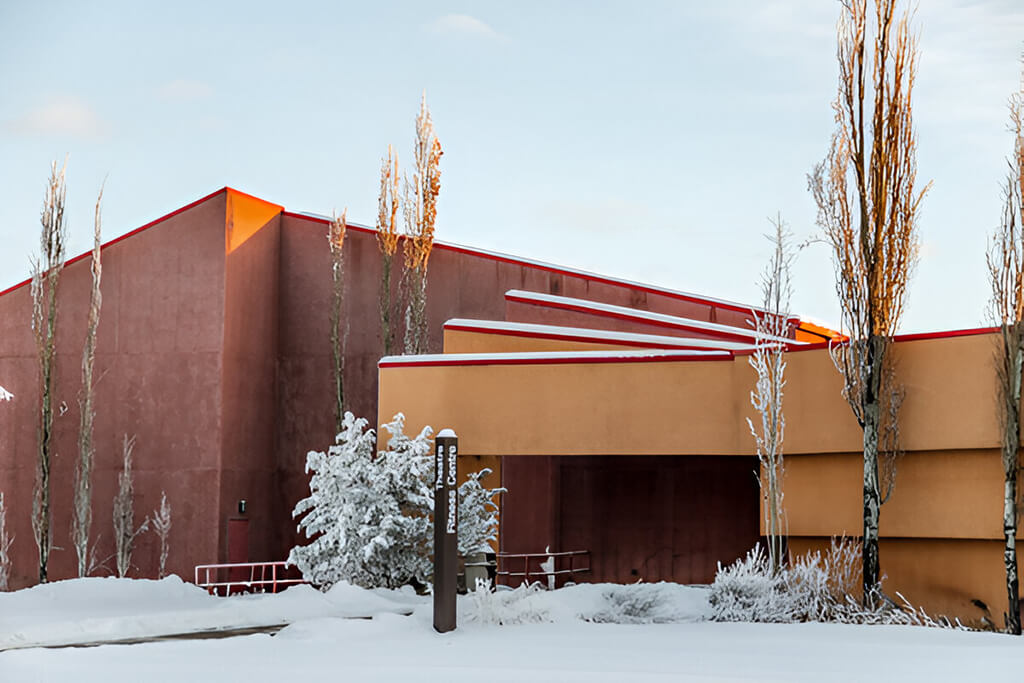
0;576;423;650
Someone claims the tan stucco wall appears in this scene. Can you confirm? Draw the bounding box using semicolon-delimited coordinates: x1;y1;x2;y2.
378;328;1017;620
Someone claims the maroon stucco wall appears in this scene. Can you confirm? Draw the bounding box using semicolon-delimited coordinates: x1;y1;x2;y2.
0;193;227;588
1;188;769;587
220;209;282;567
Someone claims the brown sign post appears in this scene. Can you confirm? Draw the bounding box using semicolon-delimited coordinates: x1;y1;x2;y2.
433;428;458;633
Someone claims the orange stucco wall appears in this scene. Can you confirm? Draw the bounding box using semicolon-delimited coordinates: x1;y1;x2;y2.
378;329;1017;621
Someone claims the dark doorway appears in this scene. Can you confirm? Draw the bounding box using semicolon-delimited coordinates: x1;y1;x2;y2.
500;455;759;585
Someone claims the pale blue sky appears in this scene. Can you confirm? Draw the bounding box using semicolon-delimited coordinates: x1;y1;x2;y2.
1;1;1022;333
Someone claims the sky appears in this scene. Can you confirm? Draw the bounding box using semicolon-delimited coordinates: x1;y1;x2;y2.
1;0;1022;333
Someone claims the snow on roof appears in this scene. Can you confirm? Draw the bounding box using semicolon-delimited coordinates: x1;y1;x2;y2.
378;348;733;368
443;318;756;352
504;290;802;346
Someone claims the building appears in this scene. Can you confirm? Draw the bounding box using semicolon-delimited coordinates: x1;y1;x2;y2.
0;187;1017;626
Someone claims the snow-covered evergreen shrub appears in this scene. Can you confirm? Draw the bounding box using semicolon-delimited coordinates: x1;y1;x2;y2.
289;412;506;590
456;468;503;555
288;413;379;587
361;413;434;588
289;413;433;589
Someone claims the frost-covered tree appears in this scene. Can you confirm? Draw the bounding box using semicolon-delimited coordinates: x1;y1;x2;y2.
747;217;793;574
151;491;171;579
0;493;13;591
113;434;148;578
289;412;504;589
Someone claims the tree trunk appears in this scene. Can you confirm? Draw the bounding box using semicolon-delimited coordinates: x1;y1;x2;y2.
861;334;885;602
1004;331;1022;634
1004;473;1020;634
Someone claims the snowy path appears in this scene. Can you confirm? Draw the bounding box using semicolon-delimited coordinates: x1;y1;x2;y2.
0;576;419;651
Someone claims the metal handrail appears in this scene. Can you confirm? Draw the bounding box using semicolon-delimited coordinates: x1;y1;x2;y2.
194;561;307;595
496;550;591;585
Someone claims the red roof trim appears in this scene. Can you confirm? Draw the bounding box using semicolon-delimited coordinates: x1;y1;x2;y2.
893;327;998;342
505;291;757;344
442;321;739;351
379;352;734;369
0;187;229;298
775;327;1000;354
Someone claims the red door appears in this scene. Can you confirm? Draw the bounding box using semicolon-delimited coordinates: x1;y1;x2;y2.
227;518;249;593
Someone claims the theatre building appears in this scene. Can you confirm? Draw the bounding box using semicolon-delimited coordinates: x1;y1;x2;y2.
0;187;1018;624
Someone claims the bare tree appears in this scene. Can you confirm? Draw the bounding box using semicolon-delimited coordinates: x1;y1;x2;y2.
747;216;793;573
377;144;401;357
986;72;1024;635
328;210;347;433
402;93;442;355
808;0;928;602
113;434;148;578
0;493;13;591
72;185;104;577
151;491;171;579
31;159;69;584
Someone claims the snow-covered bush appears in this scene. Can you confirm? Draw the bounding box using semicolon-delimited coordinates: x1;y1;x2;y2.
711;538;960;628
289;412;505;590
466;580;711;626
466;580;553;625
709;544;798;623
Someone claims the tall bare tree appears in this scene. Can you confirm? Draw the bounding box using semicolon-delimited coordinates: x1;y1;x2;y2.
809;0;928;602
151;491;172;579
747;217;794;573
986;73;1024;635
0;492;12;591
403;93;442;355
378;145;401;357
72;185;104;577
31;159;69;583
328;210;347;433
113;434;148;578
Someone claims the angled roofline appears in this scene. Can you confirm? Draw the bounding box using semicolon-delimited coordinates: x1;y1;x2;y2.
378;348;734;368
0;187;283;299
443;318;755;352
504;289;801;346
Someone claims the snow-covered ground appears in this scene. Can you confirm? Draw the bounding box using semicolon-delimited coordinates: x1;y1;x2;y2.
1;577;1022;682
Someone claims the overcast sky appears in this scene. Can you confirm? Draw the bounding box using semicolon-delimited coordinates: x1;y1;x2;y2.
1;1;1022;333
